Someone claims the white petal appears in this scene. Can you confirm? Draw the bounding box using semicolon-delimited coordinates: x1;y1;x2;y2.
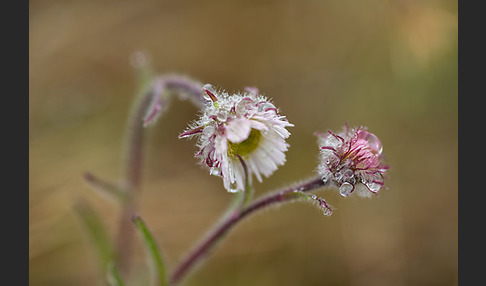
249;119;268;132
225;118;252;143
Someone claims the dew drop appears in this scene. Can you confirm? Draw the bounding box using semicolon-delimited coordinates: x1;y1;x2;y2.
358;130;383;155
367;133;383;154
319;200;333;216
236;98;256;116
322;206;333;216
365;182;381;193
257;102;276;112
228;182;239;193
202;84;217;102
339;182;354;197
210;168;221;176
335;171;344;181
343;169;354;179
217;110;228;122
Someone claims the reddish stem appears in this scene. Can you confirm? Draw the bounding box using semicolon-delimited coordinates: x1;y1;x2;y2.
169;177;326;285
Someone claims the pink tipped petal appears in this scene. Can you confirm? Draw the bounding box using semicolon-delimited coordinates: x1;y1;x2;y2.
264;107;279;115
179;126;205;138
321;146;336;151
202;84;218;102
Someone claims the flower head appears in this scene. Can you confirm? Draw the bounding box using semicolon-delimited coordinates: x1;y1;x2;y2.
180;84;294;193
316;124;389;197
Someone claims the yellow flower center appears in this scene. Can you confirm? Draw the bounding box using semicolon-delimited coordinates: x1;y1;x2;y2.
227;129;262;158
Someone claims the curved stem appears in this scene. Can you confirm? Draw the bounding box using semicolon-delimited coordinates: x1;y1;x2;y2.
237;155;251;210
169;176;326;286
115;76;203;276
115;87;152;275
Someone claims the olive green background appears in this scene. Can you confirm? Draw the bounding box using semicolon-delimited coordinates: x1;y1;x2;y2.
30;1;457;285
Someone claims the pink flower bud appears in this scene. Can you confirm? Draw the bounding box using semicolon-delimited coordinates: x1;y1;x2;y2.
316;125;389;197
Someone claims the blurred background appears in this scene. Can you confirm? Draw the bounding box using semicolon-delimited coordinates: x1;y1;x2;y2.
29;1;457;285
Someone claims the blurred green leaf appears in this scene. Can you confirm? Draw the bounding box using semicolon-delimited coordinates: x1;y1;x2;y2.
83;172;129;203
132;215;167;286
74;200;115;277
106;261;125;286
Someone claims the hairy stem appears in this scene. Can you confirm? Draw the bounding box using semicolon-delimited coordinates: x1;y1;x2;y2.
169;176;327;286
115;76;204;277
115;86;153;275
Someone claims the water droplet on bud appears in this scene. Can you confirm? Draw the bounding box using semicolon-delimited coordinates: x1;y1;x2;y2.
322;206;333;216
343;169;354;179
365;182;381;193
335;170;344;181
339;182;354;197
358;130;383;155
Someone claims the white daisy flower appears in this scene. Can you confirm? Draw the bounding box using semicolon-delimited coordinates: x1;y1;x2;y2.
179;84;294;193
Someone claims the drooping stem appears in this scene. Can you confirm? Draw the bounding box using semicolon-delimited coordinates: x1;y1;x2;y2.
115;76;204;276
115;86;154;275
169;176;327;286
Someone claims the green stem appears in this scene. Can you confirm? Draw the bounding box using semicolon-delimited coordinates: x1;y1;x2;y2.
237;155;252;210
132;215;167;286
107;262;126;286
74;200;115;275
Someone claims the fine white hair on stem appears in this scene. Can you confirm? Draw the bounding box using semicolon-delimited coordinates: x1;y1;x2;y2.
142;74;206;127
